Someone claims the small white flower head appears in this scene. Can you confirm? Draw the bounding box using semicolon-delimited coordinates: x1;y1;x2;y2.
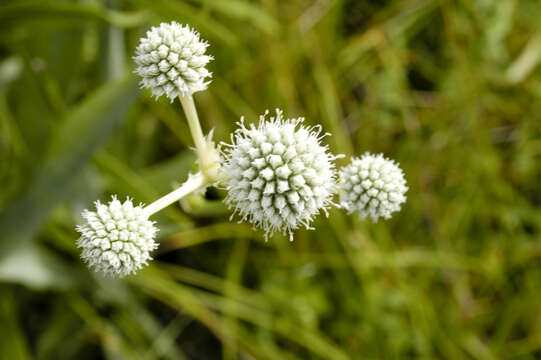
134;21;213;101
222;109;341;241
76;196;158;277
339;153;408;222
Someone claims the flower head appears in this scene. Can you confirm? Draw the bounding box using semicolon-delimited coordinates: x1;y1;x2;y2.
76;196;158;277
134;22;213;101
222;109;340;240
339;153;407;222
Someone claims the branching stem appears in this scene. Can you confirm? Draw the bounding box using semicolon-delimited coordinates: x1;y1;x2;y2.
144;172;208;216
178;93;222;183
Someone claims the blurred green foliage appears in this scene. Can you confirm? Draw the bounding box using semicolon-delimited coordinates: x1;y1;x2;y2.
1;0;541;359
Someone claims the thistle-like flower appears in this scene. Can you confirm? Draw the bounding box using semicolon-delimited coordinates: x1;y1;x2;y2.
339;153;407;222
134;21;213;101
222;109;340;240
76;196;158;277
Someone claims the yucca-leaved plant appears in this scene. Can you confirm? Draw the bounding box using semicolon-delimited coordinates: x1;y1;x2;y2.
75;21;408;277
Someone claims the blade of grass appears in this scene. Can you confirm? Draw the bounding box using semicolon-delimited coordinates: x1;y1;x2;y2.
0;288;33;360
0;1;147;29
0;75;138;257
159;222;254;252
134;267;350;360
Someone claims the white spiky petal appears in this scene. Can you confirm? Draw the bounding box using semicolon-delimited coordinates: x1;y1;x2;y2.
76;196;158;277
339;153;408;222
223;109;340;241
134;21;213;101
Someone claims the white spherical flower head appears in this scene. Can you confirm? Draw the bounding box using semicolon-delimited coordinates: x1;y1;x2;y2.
223;109;340;241
134;21;213;101
76;196;158;277
339;153;408;222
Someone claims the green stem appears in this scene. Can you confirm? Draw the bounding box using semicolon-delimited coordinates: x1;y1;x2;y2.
144;172;208;216
178;93;222;183
178;94;207;161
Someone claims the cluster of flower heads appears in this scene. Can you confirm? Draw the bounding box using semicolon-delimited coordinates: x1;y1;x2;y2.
134;21;213;101
222;109;340;240
76;197;158;277
76;21;409;278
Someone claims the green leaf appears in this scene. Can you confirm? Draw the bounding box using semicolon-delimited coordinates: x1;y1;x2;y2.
0;75;139;257
0;1;146;29
0;289;33;360
0;57;23;90
0;243;76;290
191;0;279;35
129;0;238;46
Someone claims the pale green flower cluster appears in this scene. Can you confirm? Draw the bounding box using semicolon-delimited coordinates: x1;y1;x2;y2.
76;22;408;277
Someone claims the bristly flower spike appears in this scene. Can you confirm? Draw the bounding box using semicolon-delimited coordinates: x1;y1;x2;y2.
222;109;342;241
339;152;408;222
76;196;158;277
134;21;213;101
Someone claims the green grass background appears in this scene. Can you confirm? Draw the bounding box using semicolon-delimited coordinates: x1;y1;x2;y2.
1;0;541;358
